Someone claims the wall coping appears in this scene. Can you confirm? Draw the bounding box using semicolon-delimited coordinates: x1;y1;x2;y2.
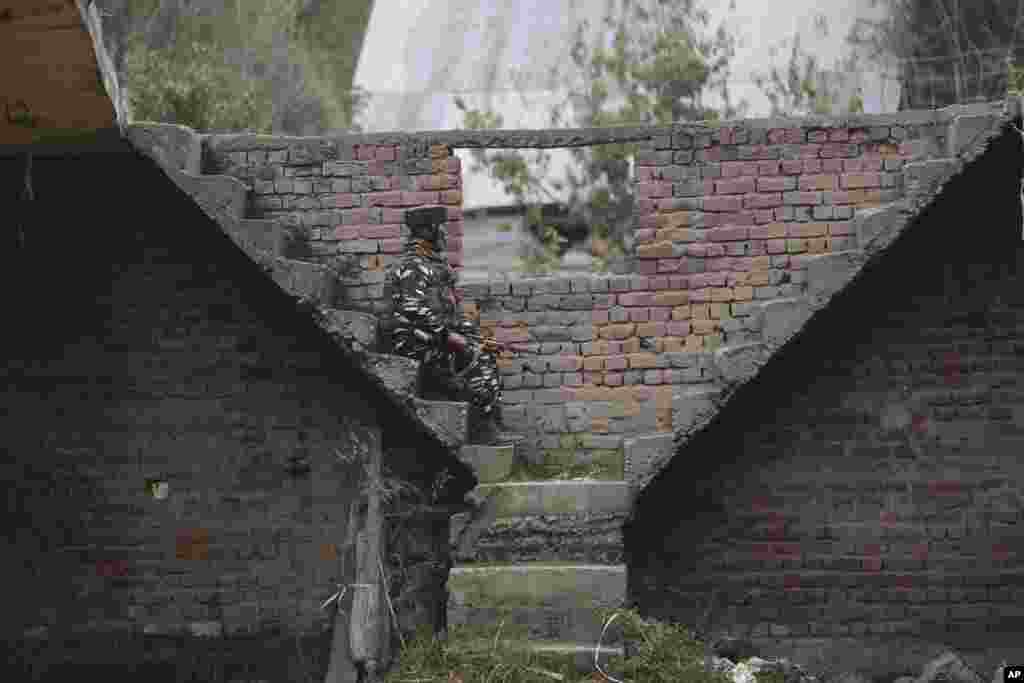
202;101;1006;151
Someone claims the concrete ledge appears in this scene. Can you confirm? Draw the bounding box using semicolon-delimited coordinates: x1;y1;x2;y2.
805;250;867;302
760;297;815;348
947;113;1001;158
448;563;626;609
472;481;632;516
264;256;335;307
457;444;516;483
713;342;771;386
412;398;469;449
202;101;1007;151
323;308;379;350
624;432;676;492
363;353;420;396
234;218;285;257
126;122;202;175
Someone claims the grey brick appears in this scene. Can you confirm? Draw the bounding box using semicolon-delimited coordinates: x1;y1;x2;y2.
527;294;560;310
521;373;543;388
490;282;512;296
561;294;595;310
534;388;566;404
610;276;632;292
610;307;629;323
511;281;533;296
569;277;592;293
623;371;643;385
570;325;595;342
530;326;572;342
501;390;534;404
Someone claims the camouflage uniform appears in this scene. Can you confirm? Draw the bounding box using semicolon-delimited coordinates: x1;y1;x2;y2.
385;206;502;438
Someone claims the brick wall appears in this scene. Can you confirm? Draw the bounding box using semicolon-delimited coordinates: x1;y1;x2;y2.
627;122;1024;675
0;153;458;681
195;107;1000;484
203;137;464;317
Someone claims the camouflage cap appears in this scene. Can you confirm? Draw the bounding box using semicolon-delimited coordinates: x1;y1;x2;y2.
406;205;449;245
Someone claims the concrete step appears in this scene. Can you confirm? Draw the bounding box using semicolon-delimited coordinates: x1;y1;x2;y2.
412;398;469;449
468;480;631;517
235;218;285;256
446;638;626;674
363;352;420;396
322;308;380;353
457;443;516;483
256;254;337;308
451;481;630;564
449;563;626;612
447;602;625;645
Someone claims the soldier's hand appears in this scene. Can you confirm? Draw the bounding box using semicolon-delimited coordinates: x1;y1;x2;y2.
481;337;500;354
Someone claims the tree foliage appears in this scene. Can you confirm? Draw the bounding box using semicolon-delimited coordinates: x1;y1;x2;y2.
456;0;743;274
849;0;1024;109
96;0;371;134
753;17;865;117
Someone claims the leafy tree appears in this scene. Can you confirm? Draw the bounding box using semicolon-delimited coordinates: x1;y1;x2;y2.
753;17;866;117
124;37;269;133
849;0;1024;109
456;0;743;275
98;0;371;134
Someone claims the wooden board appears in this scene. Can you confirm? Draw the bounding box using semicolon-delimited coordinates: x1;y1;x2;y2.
0;0;118;145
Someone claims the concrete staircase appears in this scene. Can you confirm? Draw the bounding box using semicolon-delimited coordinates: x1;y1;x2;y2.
124;127;627;671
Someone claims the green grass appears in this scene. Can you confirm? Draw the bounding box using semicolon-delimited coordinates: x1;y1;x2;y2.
384;607;773;683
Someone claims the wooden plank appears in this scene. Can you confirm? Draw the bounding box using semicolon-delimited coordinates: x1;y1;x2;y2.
0;1;79;31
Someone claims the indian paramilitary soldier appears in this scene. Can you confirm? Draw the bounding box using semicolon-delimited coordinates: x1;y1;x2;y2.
385;205;510;444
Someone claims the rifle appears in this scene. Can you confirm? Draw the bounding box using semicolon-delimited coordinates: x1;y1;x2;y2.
459;331;562;357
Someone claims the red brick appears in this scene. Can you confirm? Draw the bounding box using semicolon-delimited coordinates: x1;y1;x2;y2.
782;160;804;174
822;159;844;172
703;195;744;212
333;226;359;240
341;208;372;224
365;191;402;207
744;193;783;209
799;174;837;191
707;226;749;241
689;272;728;288
356;145;376;161
637;182;673;199
446;220;464;236
828;129;850;142
376;145;396;161
618;292;654;306
605;356;628;370
638;259;659;275
787;223;827;238
359;224;401;239
716;177;756;195
828;221;855;236
751;223;787;239
766;239;787;254
379;238;403;253
757;177;790;192
402;191;440;205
